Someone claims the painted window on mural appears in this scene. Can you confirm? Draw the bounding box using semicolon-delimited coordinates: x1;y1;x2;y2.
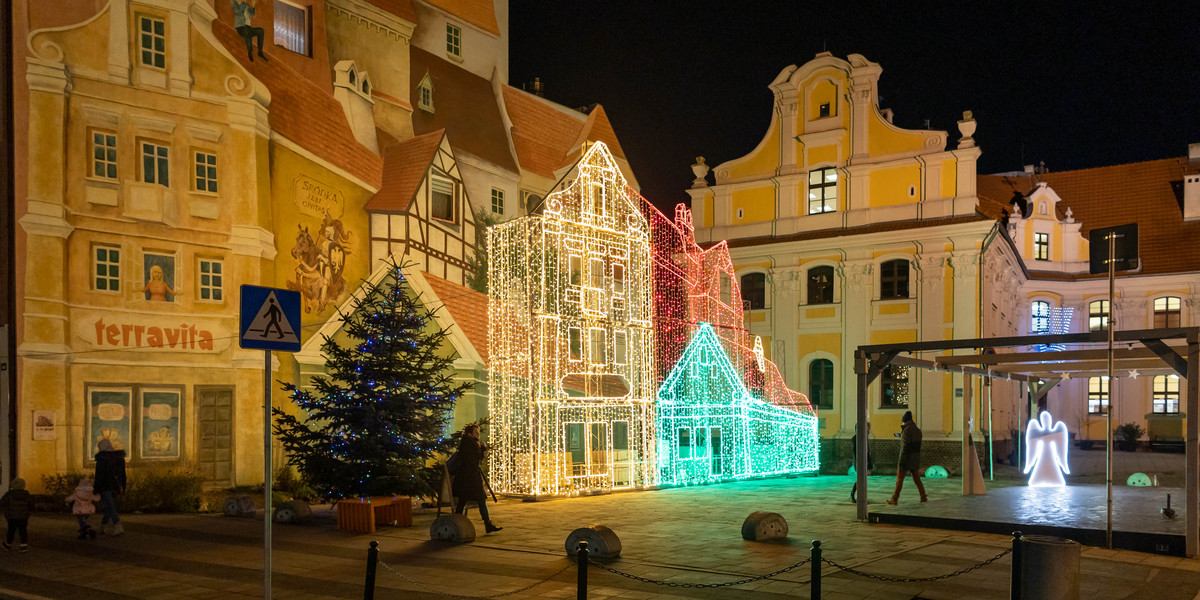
1088;300;1109;332
1034;232;1049;261
1154;296;1181;328
1031;300;1050;334
194;151;218;193
431;174;456;222
807;266;834;304
879;259;909;300
446;22;462;58
741;273;766;310
881;364;909;408
141;141;169;187
198;258;223;301
94;245;121;292
138;16;166;69
1153;375;1180;414
141;389;181;460
490;188;504;215
1088;376;1109;414
88;387;132;455
143;252;177;302
808;167;837;214
91;130;118;180
810;359;834;409
274;1;310;56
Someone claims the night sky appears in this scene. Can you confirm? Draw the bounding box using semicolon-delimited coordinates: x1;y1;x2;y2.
510;2;1200;213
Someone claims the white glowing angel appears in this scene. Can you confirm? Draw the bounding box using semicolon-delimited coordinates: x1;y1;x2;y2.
1024;411;1070;487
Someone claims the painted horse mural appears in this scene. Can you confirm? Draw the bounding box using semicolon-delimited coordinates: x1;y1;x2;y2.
287;214;352;313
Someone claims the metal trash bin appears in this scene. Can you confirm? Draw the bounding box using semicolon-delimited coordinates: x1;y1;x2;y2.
1017;535;1080;599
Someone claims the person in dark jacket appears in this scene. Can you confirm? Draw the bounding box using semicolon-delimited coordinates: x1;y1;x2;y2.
0;478;32;552
451;424;501;533
849;423;873;503
94;439;127;536
887;411;927;505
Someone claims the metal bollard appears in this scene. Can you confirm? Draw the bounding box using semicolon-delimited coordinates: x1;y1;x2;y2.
364;540;379;600
577;540;588;600
811;540;822;599
1010;531;1022;600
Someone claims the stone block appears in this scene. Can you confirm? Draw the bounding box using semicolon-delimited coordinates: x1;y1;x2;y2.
430;514;475;543
565;525;621;560
741;511;788;542
273;500;313;524
223;495;256;518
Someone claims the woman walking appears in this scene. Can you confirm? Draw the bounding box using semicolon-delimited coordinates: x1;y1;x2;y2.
94;439;127;536
451;424;502;533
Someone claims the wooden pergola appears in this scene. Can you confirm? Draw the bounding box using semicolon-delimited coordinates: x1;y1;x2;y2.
853;327;1199;556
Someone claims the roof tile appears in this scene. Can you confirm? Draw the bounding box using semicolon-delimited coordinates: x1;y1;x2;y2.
423;271;489;363
367;130;445;212
411;48;517;172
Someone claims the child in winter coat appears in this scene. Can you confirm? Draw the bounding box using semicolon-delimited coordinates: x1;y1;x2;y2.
65;479;100;540
0;478;32;552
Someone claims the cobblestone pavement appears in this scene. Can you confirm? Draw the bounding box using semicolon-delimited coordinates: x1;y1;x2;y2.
1;472;1198;599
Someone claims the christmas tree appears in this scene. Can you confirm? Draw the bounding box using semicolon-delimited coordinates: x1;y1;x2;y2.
274;259;468;500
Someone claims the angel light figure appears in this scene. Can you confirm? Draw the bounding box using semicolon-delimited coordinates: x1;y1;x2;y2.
1024;411;1070;487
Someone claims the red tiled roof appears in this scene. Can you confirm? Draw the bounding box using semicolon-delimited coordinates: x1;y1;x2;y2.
422;0;499;35
363;0;418;23
977;157;1200;277
410;48;517;172
212;20;382;188
367;130;445;212
423;271;489;363
722;215;990;249
501;87;630;179
562;105;629;171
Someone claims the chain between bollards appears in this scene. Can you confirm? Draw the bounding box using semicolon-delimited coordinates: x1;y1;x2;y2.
811;540;822;598
364;540;379;600
576;541;588;600
1010;531;1022;600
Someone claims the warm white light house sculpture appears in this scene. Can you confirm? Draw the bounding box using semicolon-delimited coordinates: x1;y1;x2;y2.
1024;411;1070;487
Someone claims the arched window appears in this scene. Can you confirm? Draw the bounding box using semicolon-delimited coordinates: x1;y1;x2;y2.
741;273;766;310
1154;297;1181;328
879;259;909;300
1089;300;1109;332
1153;375;1180;414
1031;301;1050;334
809;359;834;410
807;266;834;305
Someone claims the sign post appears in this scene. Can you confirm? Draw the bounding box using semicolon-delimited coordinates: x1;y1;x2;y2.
239;285;302;600
1088;224;1138;550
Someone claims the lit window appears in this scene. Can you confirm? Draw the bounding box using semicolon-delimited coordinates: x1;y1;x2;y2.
1034;232;1049;261
141;141;169;187
807;266;833;305
678;428;692;459
568;255;582;286
1089;300;1109;332
568;327;581;361
719;273;732;306
1153;375;1180;414
1031;300;1050;334
589;328;606;364
445;22;462;58
94;246;121;292
194;151;217;193
809;359;834;410
589;258;604;289
741;273;766;310
91;131;118;180
274;1;310;56
614;331;627;364
1154;296;1181;328
880;259;909;300
138;16;166;69
1088;376;1109;414
490;188;504;215
612;263;625;294
430;174;455;222
198;259;223;301
808;167;837;214
881;364;909;408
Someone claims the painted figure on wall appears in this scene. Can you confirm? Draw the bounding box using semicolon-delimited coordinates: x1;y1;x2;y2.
143;255;177;302
1024;410;1070;487
231;0;267;62
288;212;352;313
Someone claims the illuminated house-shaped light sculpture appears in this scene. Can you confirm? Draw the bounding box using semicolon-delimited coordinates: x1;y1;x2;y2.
657;323;819;485
488;142;657;496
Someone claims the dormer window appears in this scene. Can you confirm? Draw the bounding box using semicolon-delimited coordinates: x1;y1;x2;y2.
1034;232;1049;261
138;16;166;69
417;73;434;113
446;22;462;59
430;173;456;223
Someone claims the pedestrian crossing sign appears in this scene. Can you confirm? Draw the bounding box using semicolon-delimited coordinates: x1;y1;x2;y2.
239;285;302;351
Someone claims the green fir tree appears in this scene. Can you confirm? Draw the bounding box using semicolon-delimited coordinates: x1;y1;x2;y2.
274;259;468;500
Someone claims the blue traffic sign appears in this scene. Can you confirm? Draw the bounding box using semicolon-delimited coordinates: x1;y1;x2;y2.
239;285;302;351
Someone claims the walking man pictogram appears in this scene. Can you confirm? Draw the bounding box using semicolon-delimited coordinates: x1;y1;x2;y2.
263;297;285;339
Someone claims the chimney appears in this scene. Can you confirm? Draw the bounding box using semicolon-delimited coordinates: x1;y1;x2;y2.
1023;164;1035;175
1186;143;1200;221
1189;142;1200;162
332;60;378;154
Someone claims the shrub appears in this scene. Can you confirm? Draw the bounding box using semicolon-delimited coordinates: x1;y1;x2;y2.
1116;422;1146;443
274;466;317;503
123;465;205;513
